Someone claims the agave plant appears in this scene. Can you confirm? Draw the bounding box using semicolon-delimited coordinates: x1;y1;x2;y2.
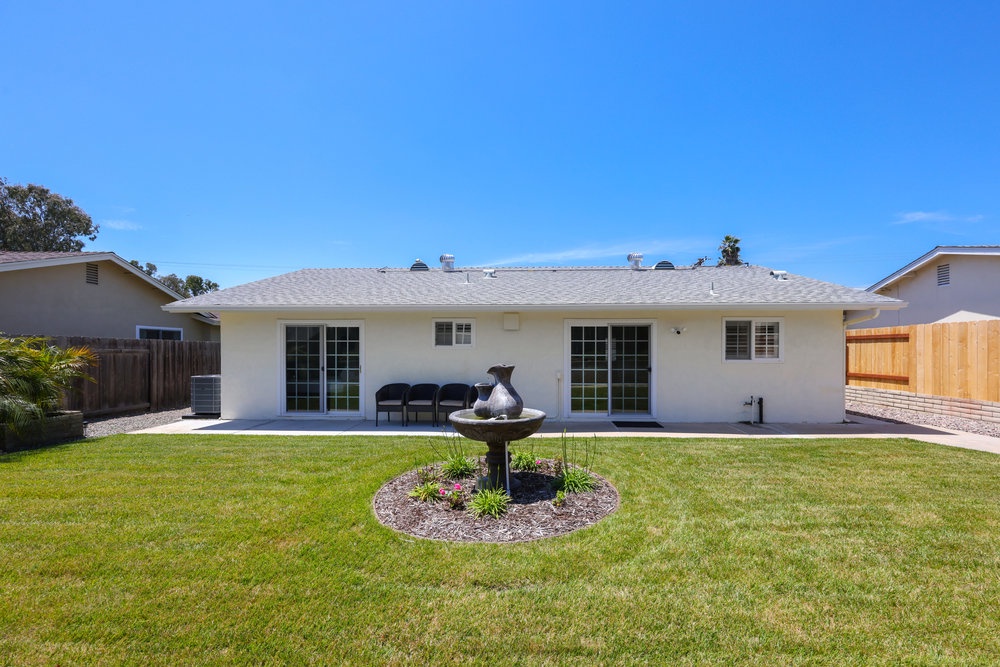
0;335;96;432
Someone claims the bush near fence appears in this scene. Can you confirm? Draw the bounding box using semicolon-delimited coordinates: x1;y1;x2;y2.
846;320;1000;422
49;337;221;417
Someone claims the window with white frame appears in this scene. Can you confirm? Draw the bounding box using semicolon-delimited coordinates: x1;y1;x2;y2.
137;326;183;341
434;320;474;347
724;318;782;361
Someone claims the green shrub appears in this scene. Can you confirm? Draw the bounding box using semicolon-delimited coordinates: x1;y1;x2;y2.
468;487;510;519
552;431;597;493
510;450;541;472
553;466;596;493
433;437;478;479
408;481;441;502
0;335;95;432
441;454;477;479
415;465;438;485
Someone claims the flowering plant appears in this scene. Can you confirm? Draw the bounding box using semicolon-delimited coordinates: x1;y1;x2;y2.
442;483;466;510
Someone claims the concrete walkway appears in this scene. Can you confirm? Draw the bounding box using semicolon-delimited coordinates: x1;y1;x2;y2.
135;414;1000;455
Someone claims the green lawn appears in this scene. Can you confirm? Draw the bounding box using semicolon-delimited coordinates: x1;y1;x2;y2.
2;434;999;665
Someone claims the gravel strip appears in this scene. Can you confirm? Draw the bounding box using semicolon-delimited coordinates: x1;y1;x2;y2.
847;401;1000;439
84;408;193;438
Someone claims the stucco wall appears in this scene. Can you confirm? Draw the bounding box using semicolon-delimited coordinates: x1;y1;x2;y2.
219;308;847;423
0;260;216;340
865;255;1000;327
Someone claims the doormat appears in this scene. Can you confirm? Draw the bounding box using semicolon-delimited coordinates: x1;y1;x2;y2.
612;421;663;429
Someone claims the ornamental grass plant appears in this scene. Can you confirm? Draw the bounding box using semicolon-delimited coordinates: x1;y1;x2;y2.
0;334;94;432
2;433;999;664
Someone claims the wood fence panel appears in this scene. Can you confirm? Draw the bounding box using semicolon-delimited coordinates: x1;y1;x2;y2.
989;320;1000;401
49;336;220;417
847;321;1000;403
909;324;922;394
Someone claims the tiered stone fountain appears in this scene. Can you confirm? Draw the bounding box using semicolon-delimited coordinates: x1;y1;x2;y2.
448;364;546;492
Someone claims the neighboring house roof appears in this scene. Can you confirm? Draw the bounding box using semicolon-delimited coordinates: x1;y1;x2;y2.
868;245;1000;292
164;264;904;313
0;251;219;325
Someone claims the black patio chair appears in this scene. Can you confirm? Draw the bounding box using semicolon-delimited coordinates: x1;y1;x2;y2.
405;383;439;426
374;383;409;426
435;383;471;426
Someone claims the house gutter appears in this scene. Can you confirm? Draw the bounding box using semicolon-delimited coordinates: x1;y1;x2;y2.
843;308;881;326
164;302;905;314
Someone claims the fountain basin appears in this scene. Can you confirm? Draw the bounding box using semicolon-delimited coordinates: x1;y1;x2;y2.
449;408;546;443
449;408;546;492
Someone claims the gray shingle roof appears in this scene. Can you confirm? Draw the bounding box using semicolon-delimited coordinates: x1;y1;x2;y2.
164;265;904;312
0;251;106;264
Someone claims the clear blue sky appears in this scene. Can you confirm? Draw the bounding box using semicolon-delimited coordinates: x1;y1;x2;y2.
2;1;998;289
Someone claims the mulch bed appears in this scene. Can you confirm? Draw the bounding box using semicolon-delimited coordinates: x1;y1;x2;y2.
372;459;620;543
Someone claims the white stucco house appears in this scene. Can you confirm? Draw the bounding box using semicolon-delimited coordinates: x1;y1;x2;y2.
858;245;1000;327
0;251;219;341
163;254;904;424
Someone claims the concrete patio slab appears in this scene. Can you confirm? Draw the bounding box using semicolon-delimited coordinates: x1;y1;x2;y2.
130;414;1000;455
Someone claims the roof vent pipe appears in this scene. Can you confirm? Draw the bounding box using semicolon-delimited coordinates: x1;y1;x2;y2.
440;254;455;271
627;252;644;270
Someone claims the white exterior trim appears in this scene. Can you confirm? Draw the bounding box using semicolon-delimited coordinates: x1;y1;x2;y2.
868;246;1000;292
721;316;785;363
562;318;658;420
276;319;365;419
136;325;184;340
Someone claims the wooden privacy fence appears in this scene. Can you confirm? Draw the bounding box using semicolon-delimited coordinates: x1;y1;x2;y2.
50;337;221;417
846;321;1000;403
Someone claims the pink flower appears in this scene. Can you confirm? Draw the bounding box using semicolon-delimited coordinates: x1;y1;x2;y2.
536;460;542;465
439;488;446;495
454;483;462;491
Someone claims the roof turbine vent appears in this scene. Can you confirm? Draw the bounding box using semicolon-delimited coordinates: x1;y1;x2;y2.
439;254;455;271
409;259;429;271
627;252;644;270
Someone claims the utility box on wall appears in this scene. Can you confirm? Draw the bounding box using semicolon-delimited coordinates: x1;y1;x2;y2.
191;374;222;415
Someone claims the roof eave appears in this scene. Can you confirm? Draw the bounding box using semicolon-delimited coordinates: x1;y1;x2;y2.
163;301;907;314
0;251;188;301
868;245;1000;292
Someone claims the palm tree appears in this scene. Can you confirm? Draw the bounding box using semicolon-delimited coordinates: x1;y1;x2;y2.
718;235;743;266
0;335;95;432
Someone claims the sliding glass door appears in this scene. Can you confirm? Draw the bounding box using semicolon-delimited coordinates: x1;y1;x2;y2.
284;322;362;415
569;323;651;416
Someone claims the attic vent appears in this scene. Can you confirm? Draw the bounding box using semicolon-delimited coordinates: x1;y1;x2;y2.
439;254;455;271
937;263;950;286
483;269;497;279
654;260;675;270
85;262;99;285
627;252;644;269
770;270;788;281
409;259;429;271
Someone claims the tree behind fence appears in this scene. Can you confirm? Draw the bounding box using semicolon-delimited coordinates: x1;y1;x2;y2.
51;337;221;417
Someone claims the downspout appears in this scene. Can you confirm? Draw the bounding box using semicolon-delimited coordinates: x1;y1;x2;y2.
843;309;880;327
